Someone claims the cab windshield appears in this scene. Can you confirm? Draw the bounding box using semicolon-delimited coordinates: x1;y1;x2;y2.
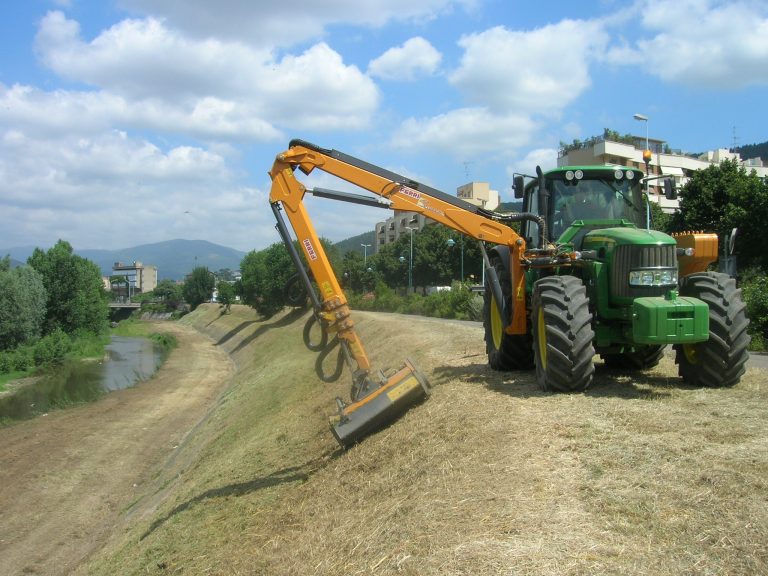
549;171;645;237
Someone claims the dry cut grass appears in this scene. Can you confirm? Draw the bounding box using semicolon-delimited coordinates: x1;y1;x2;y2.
78;305;768;576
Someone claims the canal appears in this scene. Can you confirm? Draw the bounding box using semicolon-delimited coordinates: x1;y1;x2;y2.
0;336;166;423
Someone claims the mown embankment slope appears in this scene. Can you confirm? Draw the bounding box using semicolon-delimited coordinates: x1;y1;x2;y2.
79;304;768;575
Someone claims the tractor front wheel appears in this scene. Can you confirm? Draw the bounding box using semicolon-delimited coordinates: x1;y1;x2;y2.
483;255;534;370
674;272;750;387
532;276;595;392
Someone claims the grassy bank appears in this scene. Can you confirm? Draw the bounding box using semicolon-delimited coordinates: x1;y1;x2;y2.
111;319;178;353
77;304;768;575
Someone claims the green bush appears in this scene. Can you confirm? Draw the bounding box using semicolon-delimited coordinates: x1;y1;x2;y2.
33;328;73;365
12;347;34;371
741;270;768;351
150;332;178;352
0;351;13;373
348;282;481;321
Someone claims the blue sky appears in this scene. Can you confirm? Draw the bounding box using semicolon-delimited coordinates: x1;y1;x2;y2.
1;0;766;253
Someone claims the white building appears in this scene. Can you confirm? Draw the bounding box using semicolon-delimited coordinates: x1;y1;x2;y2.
558;135;768;212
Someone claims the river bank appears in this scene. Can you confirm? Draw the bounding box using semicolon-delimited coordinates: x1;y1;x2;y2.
0;321;234;575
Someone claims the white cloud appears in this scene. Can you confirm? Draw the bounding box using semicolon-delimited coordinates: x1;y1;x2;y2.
0;125;275;251
507;148;558;184
450;20;609;115
392;107;537;157
389;19;607;158
0;83;283;142
34;12;379;134
607;0;768;89
369;37;442;81
119;0;477;47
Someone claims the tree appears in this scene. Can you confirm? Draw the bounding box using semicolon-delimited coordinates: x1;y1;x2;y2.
216;281;236;313
28;240;108;336
182;267;216;310
109;275;129;301
0;265;48;350
240;238;339;318
649;201;673;233
215;268;235;282
671;159;768;268
153;279;184;309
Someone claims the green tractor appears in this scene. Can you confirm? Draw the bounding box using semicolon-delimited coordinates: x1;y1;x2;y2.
484;165;750;392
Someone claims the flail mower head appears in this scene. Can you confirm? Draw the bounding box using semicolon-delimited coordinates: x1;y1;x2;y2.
330;359;430;449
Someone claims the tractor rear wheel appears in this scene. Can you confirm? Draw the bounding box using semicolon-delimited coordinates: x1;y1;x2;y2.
483;255;534;370
601;345;666;370
674;272;750;387
532;276;595;392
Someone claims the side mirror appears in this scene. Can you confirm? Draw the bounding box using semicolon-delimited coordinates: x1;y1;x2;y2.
664;178;677;200
513;175;525;199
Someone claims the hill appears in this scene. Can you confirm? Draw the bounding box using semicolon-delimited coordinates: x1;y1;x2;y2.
334;230;376;256
1;239;246;281
497;200;524;212
71;304;768;575
736;140;768;162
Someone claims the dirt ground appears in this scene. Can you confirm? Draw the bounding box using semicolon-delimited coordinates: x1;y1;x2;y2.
0;323;235;576
1;309;766;575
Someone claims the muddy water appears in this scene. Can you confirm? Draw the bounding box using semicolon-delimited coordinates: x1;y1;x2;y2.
0;336;165;422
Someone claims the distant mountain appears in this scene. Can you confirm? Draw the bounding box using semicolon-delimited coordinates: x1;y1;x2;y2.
334;230;377;256
1;239;247;281
735;140;768;163
497;201;524;212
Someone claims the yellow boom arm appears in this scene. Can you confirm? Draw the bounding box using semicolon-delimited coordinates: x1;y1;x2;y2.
267;139;541;446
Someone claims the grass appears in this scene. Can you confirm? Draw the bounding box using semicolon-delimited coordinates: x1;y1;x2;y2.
111;318;178;353
110;318;159;337
77;304;768;576
0;370;31;392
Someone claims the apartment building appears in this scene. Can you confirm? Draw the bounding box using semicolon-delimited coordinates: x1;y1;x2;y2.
558;133;768;212
111;261;158;294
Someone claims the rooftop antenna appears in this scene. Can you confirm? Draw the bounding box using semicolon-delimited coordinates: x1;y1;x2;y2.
732;125;740;152
463;161;474;180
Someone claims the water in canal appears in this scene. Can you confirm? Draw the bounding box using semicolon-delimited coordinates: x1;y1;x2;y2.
0;336;166;423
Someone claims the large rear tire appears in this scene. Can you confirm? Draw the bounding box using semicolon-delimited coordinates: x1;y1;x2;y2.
674;272;750;388
601;345;666;371
532;276;595;392
482;255;534;370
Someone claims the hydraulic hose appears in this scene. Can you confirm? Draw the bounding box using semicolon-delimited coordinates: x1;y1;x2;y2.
315;336;345;383
481;209;549;247
303;314;328;352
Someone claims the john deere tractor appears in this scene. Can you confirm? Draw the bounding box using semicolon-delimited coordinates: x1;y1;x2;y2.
268;140;750;446
485;165;750;392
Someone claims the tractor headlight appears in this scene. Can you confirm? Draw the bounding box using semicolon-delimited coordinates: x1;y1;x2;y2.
629;268;678;287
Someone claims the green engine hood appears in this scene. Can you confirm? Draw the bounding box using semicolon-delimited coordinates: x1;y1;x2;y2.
580;227;676;251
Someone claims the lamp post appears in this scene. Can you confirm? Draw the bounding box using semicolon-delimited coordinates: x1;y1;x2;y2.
446;236;464;282
405;226;417;292
633;113;651;175
360;243;371;265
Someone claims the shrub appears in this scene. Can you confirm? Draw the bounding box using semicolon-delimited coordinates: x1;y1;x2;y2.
0;351;12;373
741;270;768;350
33;328;73;365
12;347;34;371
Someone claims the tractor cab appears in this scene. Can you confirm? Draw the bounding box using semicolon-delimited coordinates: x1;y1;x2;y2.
516;166;647;249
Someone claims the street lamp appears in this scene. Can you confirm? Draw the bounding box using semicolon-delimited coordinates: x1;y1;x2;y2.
446;236;464;282
360;243;371;265
405;226;417;292
633;113;652;174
